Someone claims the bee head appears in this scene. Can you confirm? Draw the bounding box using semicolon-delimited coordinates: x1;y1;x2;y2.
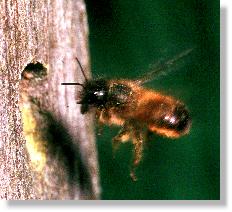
80;79;108;114
61;59;110;114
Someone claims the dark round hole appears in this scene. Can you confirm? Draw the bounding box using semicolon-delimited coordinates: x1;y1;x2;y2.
22;62;47;79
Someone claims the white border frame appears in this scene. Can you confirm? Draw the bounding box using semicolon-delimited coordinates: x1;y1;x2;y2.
0;1;228;211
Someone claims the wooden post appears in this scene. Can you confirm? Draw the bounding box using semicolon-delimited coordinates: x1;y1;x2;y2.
0;0;100;200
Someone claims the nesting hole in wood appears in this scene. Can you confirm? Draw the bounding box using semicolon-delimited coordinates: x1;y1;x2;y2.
21;62;47;80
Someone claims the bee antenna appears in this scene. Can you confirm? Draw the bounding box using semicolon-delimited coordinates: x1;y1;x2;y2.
61;82;84;87
76;57;88;82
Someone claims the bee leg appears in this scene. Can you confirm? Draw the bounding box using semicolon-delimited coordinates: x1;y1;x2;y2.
112;123;130;155
130;127;145;181
96;121;104;136
97;107;111;123
101;106;111;120
95;110;104;135
96;108;111;135
146;130;153;141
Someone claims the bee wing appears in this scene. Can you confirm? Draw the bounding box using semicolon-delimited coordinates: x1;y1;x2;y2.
135;48;193;84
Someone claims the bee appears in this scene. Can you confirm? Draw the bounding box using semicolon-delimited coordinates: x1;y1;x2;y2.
62;49;192;181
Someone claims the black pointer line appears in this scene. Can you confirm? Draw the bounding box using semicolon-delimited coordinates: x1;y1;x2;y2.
61;82;84;87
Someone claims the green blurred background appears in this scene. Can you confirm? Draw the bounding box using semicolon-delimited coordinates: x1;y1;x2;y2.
85;0;219;199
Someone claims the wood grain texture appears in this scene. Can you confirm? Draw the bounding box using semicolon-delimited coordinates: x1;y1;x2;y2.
0;0;100;200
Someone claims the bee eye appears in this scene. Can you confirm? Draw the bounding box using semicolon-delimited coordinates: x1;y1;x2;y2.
90;89;107;104
94;91;105;97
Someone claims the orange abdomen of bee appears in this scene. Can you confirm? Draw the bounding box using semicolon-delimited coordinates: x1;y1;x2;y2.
130;88;191;138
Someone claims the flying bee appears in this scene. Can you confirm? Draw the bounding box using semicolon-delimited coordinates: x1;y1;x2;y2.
62;49;192;181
